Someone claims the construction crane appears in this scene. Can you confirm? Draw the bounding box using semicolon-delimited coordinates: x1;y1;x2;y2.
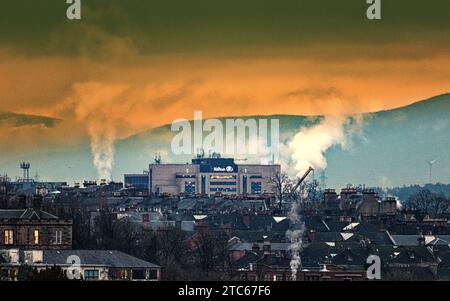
291;166;315;193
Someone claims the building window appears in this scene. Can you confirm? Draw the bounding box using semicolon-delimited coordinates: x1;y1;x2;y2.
132;269;146;280
175;174;195;179
210;175;237;179
250;175;263;179
4;230;13;245
251;182;262;194
148;269;158;280
34;230;39;244
201;176;206;194
118;269;129;280
84;269;99;280
210;187;237;192
242;176;248;194
55;230;62;244
184;181;196;194
209;181;237;186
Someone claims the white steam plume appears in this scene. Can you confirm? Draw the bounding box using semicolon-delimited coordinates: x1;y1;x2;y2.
67;82;130;181
286;115;364;176
282;115;365;280
286;201;305;281
87;121;116;181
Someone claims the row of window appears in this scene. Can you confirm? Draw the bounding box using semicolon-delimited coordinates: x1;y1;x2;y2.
124;176;149;184
210;175;237;179
209;181;237;186
209;187;237;192
83;269;158;280
175;174;196;179
251;182;262;194
3;230;63;245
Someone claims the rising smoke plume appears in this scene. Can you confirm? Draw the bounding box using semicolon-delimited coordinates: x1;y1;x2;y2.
285;200;305;281
286;115;365;176
69;82;130;181
283;114;365;280
87;120;116;181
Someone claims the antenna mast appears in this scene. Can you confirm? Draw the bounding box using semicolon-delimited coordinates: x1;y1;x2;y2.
20;162;31;182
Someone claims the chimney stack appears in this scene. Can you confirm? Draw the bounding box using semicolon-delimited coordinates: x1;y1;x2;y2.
243;213;251;228
32;195;42;211
263;239;271;255
252;242;260;253
142;213;150;230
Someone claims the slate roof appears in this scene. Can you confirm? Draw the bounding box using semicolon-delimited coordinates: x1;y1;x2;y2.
234;251;261;269
229;230;288;243
331;247;370;267
207;213;291;231
256;255;291;269
178;199;200;210
304;216;329;232
325;221;350;232
389;246;436;265
0;209;59;220
356;231;393;245
250;215;290;231
312;232;358;243
229;242;291;252
390;234;450;246
43;250;160;268
300;242;333;268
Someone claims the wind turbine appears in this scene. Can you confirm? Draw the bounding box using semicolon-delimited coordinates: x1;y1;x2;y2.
426;158;437;183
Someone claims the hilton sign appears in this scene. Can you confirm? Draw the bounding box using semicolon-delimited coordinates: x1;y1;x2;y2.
212;166;235;173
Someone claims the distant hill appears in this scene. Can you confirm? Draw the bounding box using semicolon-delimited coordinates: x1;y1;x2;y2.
0;93;449;188
0;112;60;128
114;93;450;188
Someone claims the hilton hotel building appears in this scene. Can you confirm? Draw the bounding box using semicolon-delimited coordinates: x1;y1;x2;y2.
149;157;280;196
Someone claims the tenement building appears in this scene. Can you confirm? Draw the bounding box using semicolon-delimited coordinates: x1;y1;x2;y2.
0;208;72;250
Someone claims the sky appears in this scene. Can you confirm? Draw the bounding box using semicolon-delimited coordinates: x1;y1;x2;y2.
0;0;450;183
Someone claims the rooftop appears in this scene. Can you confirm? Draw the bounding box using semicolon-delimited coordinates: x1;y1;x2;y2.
43;250;160;269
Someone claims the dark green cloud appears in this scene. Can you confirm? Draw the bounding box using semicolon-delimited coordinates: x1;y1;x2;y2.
1;0;449;56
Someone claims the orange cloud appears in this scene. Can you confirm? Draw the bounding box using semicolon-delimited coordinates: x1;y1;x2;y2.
0;42;449;153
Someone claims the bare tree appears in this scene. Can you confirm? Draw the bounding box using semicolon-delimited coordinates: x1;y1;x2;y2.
303;180;322;203
193;230;230;278
0;174;13;208
270;172;294;209
404;189;449;221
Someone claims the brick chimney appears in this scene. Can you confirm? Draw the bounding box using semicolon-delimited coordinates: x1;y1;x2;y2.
263;239;271;255
308;230;317;242
252;242;260;253
324;189;337;203
142;213;150;230
32;195;42;211
243;213;251;228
